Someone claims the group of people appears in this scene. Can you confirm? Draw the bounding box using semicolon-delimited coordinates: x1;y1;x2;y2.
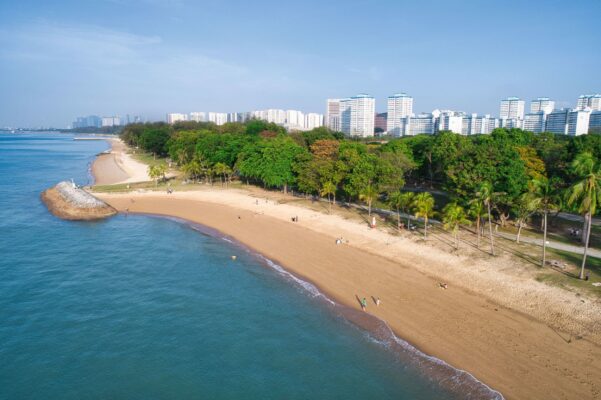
360;296;381;311
568;227;582;239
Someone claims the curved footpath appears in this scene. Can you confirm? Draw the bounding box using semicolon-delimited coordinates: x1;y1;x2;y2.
90;141;601;400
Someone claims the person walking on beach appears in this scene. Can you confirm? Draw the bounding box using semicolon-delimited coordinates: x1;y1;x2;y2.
361;297;367;311
376;297;381;307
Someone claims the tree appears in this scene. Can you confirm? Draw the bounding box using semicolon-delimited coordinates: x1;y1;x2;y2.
442;202;470;249
148;163;167;187
468;198;485;248
412;192;435;239
359;184;378;216
529;177;560;268
320;181;337;212
512;193;535;244
399;192;415;228
568;152;601;279
213;162;232;187
476;182;496;255
182;158;204;182
388;191;404;230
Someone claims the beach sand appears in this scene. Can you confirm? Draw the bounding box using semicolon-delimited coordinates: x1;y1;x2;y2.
91;139;149;185
91;141;601;400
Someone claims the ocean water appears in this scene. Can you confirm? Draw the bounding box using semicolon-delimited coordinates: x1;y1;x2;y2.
0;133;499;399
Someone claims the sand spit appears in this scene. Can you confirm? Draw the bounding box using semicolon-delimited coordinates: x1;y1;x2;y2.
41;181;116;220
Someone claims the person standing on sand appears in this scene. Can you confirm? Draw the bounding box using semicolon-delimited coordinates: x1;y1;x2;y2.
361;297;367;311
376;297;381;306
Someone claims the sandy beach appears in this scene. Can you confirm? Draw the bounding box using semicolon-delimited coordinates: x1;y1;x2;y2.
91;142;601;400
91;138;149;185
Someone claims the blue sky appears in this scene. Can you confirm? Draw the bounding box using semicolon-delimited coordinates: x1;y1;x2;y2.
0;0;599;127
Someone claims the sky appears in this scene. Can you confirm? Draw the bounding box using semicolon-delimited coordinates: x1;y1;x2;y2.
0;0;599;127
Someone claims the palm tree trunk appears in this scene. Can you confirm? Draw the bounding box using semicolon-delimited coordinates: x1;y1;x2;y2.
455;231;459;249
542;209;548;268
368;200;372;216
581;212;592;280
397;209;401;231
582;214;588;245
424;217;428;239
516;221;523;244
476;216;481;248
488;203;495;256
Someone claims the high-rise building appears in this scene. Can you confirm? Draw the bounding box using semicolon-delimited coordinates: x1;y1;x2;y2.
545;109;569;135
530;97;555;114
285;110;305;130
577;94;601;111
500;97;525;120
166;113;187;124
102;116;121;127
589;111;601;133
375;112;387;133
567;109;591;136
523;111;547;133
207;112;228;125
73;115;102;129
304;113;324;130
438;111;464;134
189;112;206;122
326;99;342;131
339;94;375;137
462;114;499;135
405;113;437;136
386;93;413;135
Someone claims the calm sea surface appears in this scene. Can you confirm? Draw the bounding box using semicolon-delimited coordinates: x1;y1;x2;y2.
0;133;482;399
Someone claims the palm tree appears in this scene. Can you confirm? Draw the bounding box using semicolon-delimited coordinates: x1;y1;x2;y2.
412;192;435;239
320;181;337;213
148;163;167;187
568;152;601;280
182;159;202;183
399;192;415;229
529;178;559;268
359;183;378;216
388;191;404;230
476;182;496;256
442;202;470;249
213;162;232;187
468;198;485;248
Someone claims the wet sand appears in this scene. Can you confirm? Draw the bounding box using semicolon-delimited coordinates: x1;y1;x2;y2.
96;192;601;400
91;139;149;185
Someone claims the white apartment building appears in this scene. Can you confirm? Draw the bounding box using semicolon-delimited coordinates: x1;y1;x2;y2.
523;111;547;133
189;112;205;122
577;94;601;111
339;94;375;137
438;111;464;134
567;109;591;136
530;97;555;114
406;113;437;136
386;93;413;135
500;117;523;129
304;113;324;130
326;99;342;131
462;114;499;135
101;116;121;127
207;112;228;125
166;113;187;124
500;97;525;120
285;110;305;130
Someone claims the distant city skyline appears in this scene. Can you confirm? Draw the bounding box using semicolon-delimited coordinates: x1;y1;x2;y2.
1;1;599;127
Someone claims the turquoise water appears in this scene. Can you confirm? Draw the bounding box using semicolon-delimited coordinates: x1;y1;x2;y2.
0;133;500;399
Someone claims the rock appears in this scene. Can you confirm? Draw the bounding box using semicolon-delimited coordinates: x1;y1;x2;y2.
41;181;117;220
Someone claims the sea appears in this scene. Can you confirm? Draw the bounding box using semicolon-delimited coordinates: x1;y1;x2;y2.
0;132;503;399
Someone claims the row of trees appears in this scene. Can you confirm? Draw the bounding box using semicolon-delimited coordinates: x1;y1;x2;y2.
120;121;601;280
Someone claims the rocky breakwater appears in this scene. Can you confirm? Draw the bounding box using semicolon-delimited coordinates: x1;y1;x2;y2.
41;181;117;220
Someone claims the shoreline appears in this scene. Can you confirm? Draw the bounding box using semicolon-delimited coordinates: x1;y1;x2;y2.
90;141;601;400
139;212;505;399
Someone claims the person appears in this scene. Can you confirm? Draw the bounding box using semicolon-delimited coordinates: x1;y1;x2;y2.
439;282;448;289
361;297;367;311
256;199;259;205
376;297;381;306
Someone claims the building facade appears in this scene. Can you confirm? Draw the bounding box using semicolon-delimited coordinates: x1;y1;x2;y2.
207;112;228;125
545;109;569;135
523;111;547;133
102;116;121;127
567;110;591;136
530;97;555;114
326;99;342;131
386;93;413;135
166;113;187;124
577;94;601;111
339;94;375;137
500;97;525;120
189;112;206;122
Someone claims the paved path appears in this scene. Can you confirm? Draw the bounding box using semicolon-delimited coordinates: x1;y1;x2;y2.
496;232;601;259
